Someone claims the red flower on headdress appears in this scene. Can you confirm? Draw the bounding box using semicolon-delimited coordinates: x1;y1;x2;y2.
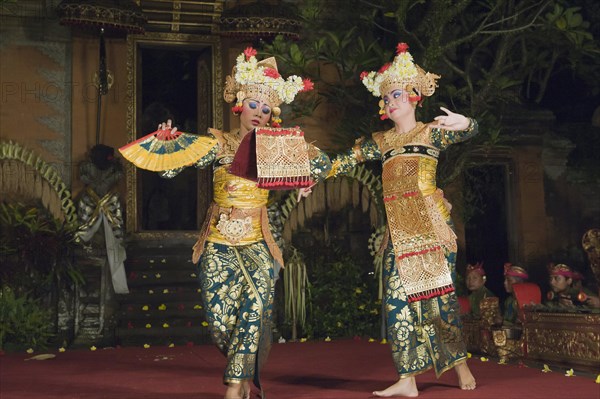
244;47;257;60
360;71;369;80
378;63;391;74
396;42;409;54
263;67;281;79
301;78;314;92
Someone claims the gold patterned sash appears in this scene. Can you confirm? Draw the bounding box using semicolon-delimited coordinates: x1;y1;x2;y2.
382;156;455;302
255;127;313;189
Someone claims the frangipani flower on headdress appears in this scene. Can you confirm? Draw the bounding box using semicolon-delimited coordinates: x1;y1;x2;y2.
224;47;313;107
360;42;440;99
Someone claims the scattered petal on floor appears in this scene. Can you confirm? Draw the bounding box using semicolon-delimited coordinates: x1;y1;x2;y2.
25;354;56;361
565;369;575;377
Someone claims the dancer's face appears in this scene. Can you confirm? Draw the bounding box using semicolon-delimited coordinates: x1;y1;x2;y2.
239;98;272;133
382;87;414;123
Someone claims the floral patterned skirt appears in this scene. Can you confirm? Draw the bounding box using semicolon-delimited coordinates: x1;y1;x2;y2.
198;240;275;387
383;243;467;378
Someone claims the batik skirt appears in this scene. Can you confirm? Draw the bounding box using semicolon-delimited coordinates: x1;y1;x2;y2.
198;240;275;388
383;242;467;378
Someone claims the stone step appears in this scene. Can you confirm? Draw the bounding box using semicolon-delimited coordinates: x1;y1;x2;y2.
125;281;199;290
124;243;195;257
118;307;206;323
120;299;204;313
124;239;196;250
116;289;203;305
126;269;199;287
115;241;207;348
125;257;196;273
117;314;207;329
115;326;212;346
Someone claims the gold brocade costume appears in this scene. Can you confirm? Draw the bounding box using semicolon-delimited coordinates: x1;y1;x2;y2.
330;119;478;378
162;128;331;387
373;122;458;302
191;129;282;266
117;45;324;394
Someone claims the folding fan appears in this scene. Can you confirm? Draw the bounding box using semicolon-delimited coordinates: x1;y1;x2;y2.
119;129;217;172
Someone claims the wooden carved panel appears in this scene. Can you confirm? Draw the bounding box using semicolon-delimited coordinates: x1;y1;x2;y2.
524;311;600;369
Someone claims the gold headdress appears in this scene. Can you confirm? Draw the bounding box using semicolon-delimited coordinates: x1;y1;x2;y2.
360;43;439;117
224;47;313;126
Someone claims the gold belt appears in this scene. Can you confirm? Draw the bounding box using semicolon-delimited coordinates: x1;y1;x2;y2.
214;206;262;244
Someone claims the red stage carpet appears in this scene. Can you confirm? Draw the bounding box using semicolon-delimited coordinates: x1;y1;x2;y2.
1;339;598;398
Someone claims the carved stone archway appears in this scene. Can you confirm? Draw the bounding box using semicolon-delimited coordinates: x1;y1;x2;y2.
0;140;77;225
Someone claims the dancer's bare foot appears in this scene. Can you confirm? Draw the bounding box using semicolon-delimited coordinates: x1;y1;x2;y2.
372;376;418;397
455;362;476;390
224;382;243;399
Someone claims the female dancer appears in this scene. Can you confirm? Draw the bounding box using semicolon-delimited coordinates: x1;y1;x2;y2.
120;47;330;399
329;43;477;397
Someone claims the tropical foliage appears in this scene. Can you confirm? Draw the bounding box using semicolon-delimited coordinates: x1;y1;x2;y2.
0;286;53;350
0;202;83;297
283;247;381;340
263;0;600;185
0;201;84;349
269;0;599;339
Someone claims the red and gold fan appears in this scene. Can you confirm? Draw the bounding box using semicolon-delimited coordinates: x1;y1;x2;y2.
119;128;217;172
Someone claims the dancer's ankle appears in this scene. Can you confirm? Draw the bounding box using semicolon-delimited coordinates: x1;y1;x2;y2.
225;382;243;399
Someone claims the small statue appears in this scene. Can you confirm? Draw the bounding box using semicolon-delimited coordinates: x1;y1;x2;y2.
76;144;128;294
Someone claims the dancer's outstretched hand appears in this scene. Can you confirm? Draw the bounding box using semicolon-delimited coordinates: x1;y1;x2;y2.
157;119;178;135
433;107;470;130
297;183;316;202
